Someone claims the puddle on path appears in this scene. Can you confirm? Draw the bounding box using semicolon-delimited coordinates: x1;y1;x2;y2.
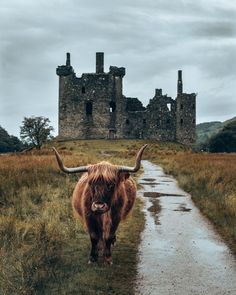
139;182;160;186
147;198;161;225
174;203;192;212
143;192;159;198
142;178;156;182
135;160;236;295
143;192;184;198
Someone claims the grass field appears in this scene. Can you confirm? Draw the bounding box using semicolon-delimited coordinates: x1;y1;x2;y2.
0;140;146;295
0;139;235;294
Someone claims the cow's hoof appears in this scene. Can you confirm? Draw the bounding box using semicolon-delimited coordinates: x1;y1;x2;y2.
111;236;116;246
88;257;98;264
104;256;113;265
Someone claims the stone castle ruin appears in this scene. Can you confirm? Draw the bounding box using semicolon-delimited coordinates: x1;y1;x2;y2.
56;52;196;145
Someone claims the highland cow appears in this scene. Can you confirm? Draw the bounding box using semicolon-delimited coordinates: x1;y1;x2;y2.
53;145;147;264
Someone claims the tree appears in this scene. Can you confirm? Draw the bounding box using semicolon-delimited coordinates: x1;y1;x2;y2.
20;116;54;149
0;126;24;153
208;121;236;153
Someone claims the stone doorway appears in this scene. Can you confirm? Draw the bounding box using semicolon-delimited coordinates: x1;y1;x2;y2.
108;129;116;139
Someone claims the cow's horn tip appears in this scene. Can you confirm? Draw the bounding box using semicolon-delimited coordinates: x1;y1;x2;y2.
52;147;57;153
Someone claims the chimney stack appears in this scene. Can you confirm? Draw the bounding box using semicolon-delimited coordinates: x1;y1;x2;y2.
96;52;104;73
66;52;71;66
155;88;162;96
177;70;183;95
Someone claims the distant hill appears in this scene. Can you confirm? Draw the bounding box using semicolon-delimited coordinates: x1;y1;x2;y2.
0;126;23;153
208;120;236;152
196;116;236;146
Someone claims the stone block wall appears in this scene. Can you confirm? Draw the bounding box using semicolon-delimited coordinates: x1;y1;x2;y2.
176;93;196;145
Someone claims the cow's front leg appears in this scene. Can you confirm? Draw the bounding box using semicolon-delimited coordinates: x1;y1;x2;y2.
89;235;99;264
87;216;101;264
103;224;119;265
103;236;115;265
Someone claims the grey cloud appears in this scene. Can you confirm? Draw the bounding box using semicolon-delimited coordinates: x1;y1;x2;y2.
191;21;236;38
198;94;236;119
0;0;235;135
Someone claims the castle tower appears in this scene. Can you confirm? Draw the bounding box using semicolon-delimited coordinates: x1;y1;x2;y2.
176;70;196;145
56;52;126;139
56;52;75;138
108;65;126;138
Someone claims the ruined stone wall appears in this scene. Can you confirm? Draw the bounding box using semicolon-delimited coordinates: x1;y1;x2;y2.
123;111;146;139
57;53;196;145
144;89;176;141
122;97;146;138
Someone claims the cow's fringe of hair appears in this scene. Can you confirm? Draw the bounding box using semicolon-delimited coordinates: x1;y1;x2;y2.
87;161;118;184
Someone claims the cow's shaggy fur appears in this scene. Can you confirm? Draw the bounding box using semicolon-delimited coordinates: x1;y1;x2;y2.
72;161;136;264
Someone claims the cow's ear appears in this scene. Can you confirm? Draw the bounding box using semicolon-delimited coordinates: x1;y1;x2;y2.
118;172;130;181
124;172;130;179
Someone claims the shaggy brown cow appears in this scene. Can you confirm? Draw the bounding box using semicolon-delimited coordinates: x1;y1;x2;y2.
53;145;147;264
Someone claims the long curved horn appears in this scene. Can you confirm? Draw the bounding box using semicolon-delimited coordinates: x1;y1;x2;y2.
52;147;89;173
118;144;148;173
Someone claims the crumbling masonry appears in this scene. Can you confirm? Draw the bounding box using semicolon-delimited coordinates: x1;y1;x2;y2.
56;52;196;145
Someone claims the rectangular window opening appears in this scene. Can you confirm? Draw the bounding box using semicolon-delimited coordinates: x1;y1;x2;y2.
86;102;93;115
110;101;116;113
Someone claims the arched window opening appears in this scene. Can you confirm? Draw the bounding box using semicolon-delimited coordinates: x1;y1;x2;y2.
180;104;183;110
167;103;171;111
86;102;93;116
166;118;170;127
192;119;195;124
82;86;85;94
126;119;130;125
109;101;116;113
192;103;195;110
180;118;183;125
143;119;146;126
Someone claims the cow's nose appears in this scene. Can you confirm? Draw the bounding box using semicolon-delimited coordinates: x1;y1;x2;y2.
91;202;108;213
94;202;105;209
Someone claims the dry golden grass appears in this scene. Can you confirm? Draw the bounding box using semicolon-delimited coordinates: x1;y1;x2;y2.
0;142;145;295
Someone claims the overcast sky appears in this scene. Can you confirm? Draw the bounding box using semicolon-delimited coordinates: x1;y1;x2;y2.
0;0;235;136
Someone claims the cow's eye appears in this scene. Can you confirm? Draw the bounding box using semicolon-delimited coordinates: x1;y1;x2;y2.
108;184;114;190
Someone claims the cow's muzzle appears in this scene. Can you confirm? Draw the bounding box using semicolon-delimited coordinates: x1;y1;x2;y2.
91;202;109;214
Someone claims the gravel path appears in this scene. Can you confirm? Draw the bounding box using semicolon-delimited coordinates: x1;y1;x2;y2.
135;160;236;295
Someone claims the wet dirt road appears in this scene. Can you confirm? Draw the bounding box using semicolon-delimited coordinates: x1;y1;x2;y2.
135;161;236;295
